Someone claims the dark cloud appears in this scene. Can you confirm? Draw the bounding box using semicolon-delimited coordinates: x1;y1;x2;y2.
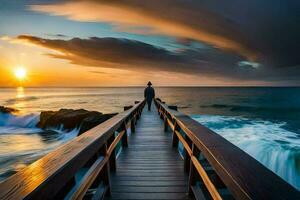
46;33;68;38
89;71;108;74
29;0;256;60
17;35;203;74
30;0;300;69
17;35;300;84
196;0;300;68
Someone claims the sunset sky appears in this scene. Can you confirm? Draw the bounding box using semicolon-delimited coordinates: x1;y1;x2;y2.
0;0;299;87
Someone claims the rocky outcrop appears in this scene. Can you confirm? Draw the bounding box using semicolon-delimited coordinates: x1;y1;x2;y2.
79;113;116;134
0;106;18;113
37;109;117;135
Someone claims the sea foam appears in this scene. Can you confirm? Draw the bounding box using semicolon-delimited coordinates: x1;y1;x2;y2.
192;114;300;190
0;112;40;128
0;112;79;182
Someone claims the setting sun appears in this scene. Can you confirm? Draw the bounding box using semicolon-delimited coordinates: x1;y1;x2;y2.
15;67;27;80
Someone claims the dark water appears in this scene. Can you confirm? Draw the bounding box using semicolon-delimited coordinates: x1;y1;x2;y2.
0;87;299;189
157;87;300;131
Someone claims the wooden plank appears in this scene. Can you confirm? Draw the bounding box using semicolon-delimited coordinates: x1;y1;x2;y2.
111;186;187;193
111;171;186;177
110;176;187;181
111;180;187;186
115;166;184;170
108;192;189;200
108;106;192;200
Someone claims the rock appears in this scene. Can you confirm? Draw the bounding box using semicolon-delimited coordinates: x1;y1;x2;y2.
78;113;117;135
124;105;133;111
37;108;117;135
0;106;18;113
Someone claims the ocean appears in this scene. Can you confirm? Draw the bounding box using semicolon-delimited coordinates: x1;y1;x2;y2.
0;87;299;190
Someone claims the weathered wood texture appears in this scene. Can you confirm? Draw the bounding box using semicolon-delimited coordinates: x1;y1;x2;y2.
1;97;298;200
0;101;145;200
155;99;300;200
106;106;191;200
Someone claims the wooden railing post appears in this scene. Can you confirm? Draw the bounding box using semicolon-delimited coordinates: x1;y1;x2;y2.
164;114;168;132
158;105;162;118
172;122;179;148
131;117;136;133
121;122;128;147
107;134;116;172
136;109;141;120
158;105;161;115
98;143;111;196
184;136;192;173
188;144;200;196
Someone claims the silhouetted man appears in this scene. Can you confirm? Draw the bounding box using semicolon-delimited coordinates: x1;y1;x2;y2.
144;81;155;111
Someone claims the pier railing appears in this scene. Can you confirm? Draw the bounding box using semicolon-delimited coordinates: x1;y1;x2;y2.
155;98;300;200
0;100;145;200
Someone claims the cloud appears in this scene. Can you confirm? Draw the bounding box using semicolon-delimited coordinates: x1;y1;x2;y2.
29;0;300;69
89;71;108;74
0;35;12;41
29;0;256;61
46;33;68;38
16;35;203;74
16;35;300;84
238;61;260;69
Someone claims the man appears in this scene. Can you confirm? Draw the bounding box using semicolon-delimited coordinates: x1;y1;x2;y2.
144;81;155;111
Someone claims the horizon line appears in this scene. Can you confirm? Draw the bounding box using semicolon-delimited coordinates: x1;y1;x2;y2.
1;85;300;88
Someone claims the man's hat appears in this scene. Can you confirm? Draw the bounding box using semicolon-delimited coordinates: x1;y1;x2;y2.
147;81;152;86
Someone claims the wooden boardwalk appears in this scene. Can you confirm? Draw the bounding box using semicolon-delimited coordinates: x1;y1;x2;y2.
1;100;299;200
106;106;191;200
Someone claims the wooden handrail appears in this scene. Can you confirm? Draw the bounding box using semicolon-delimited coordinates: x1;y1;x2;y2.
175;126;222;200
175;129;222;200
155;99;300;200
69;156;108;200
0;100;145;200
107;130;125;157
69;129;126;200
191;156;222;200
174;130;192;156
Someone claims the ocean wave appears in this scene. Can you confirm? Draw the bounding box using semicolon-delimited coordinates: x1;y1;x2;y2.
4;92;123;104
192;114;300;190
0;112;79;182
5;96;39;104
0;112;40;128
45;126;80;141
200;104;300;114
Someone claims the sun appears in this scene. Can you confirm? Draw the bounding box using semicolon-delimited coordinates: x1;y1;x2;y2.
15;67;27;80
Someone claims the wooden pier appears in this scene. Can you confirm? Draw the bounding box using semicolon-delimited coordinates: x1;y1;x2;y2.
108;105;189;200
0;99;299;200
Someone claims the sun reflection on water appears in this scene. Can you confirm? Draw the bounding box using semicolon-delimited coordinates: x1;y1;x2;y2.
14;87;25;111
16;87;25;98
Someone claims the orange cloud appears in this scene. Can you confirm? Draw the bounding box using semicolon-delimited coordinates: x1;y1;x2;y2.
30;0;257;60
